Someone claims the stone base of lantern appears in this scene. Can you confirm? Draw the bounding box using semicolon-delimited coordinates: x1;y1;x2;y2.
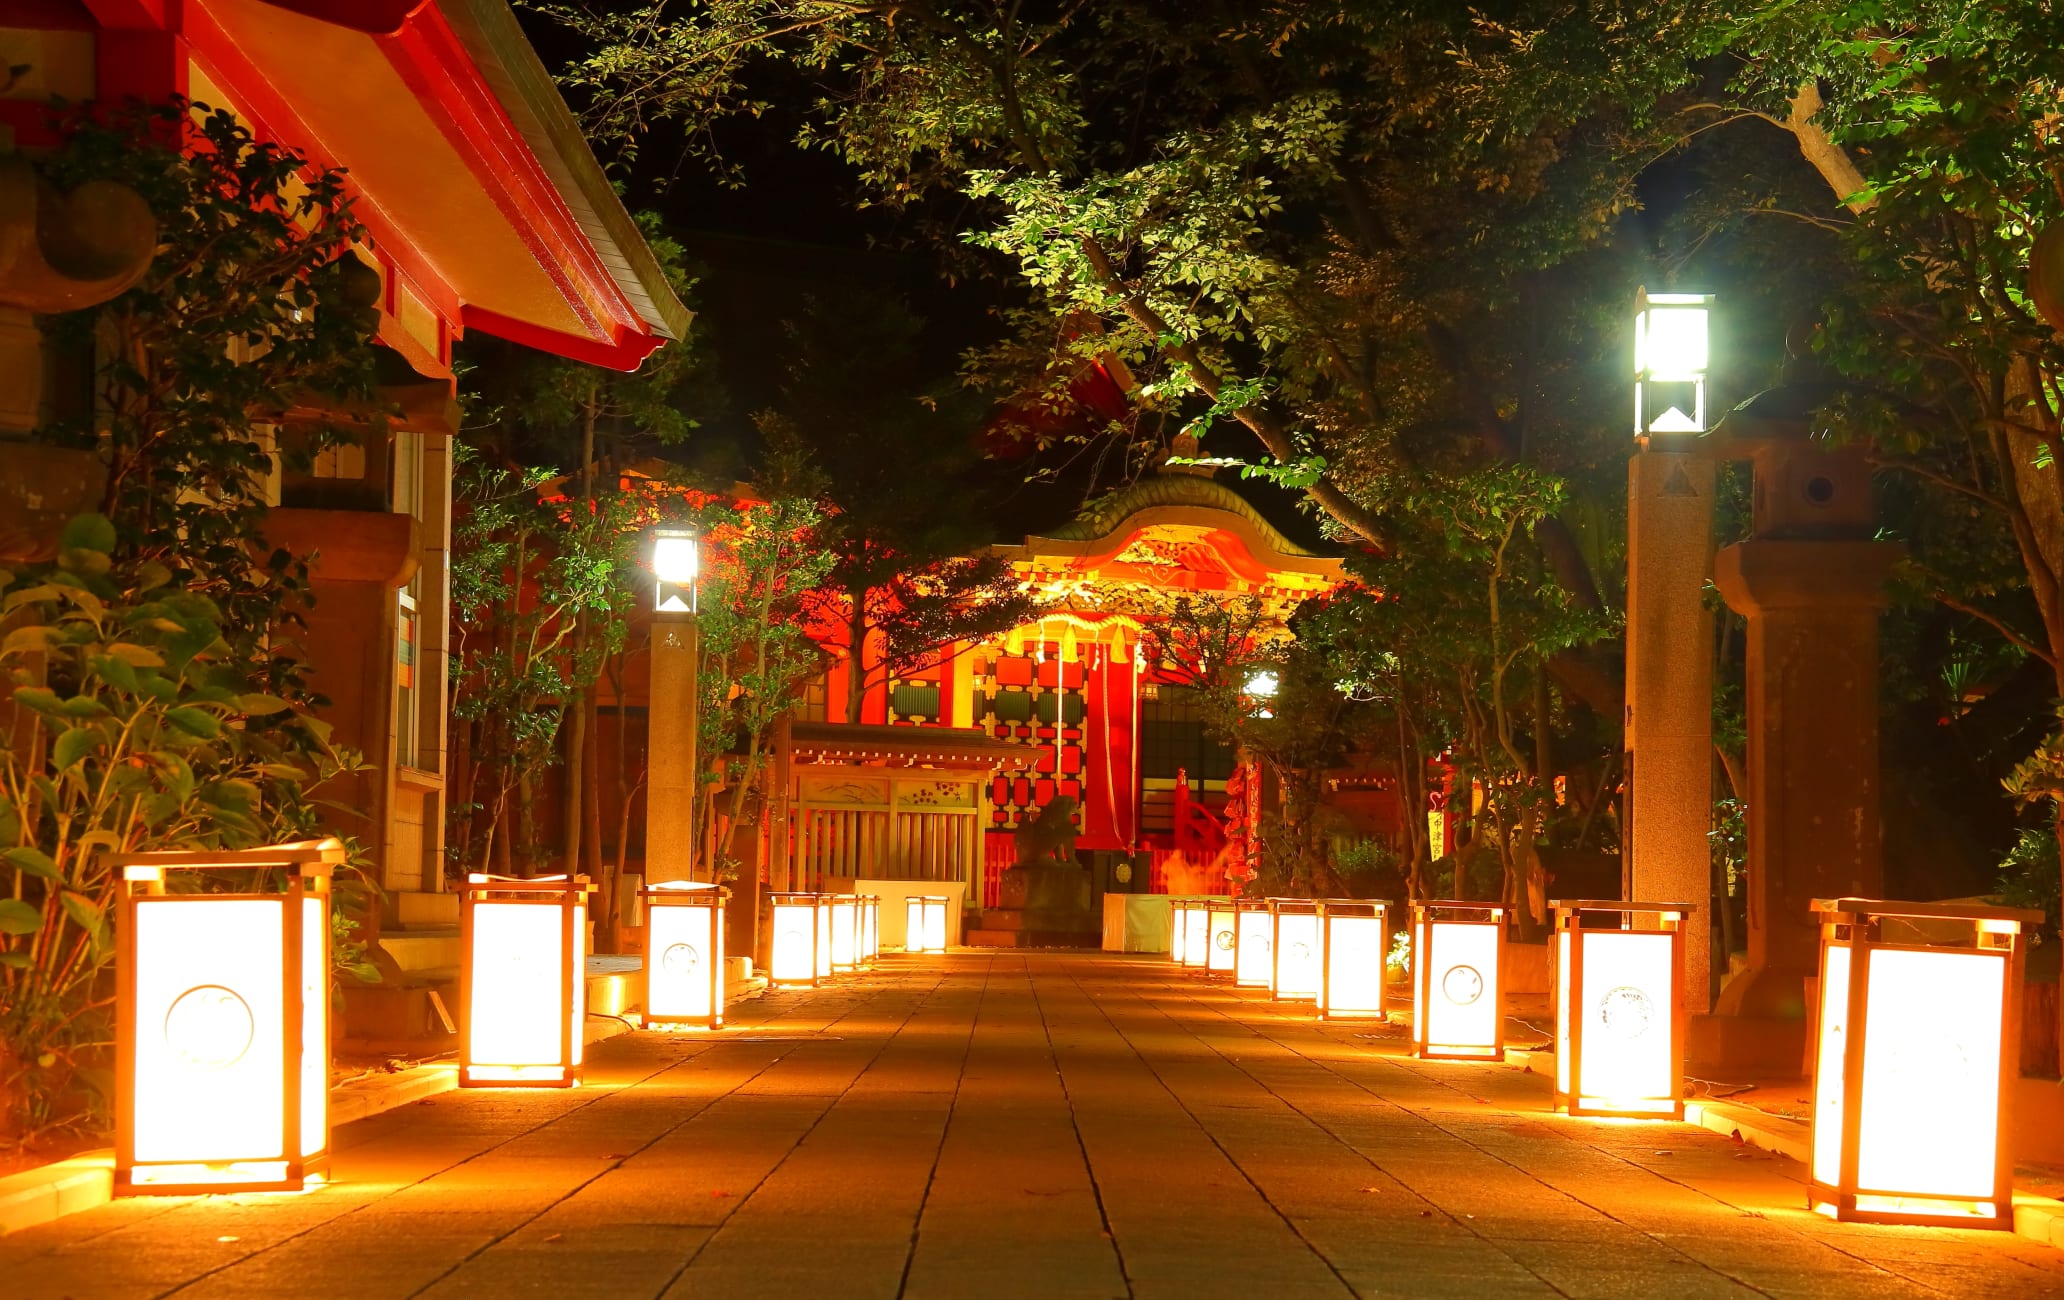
1685;1011;1809;1078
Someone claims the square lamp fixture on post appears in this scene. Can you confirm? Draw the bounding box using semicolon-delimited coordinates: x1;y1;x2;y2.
115;838;346;1195
1203;896;1239;977
906;894;949;953
1234;897;1273;988
1809;898;2041;1228
1412;901;1506;1061
1552;900;1690;1118
461;874;593;1087
770;893;825;986
1633;288;1712;441
640;880;727;1030
1268;898;1322;1001
1316;899;1390;1019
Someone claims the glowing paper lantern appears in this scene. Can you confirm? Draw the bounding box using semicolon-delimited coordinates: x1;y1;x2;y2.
770;892;825;986
1552;900;1689;1118
860;895;880;962
829;894;861;971
1412;901;1506;1060
1234;898;1273;988
1268;898;1321;1001
1316;899;1390;1020
1172;898;1210;970
461;874;592;1087
906;895;949;953
114;839;345;1194
640;881;726;1029
1809;897;2040;1228
1203;897;1238;977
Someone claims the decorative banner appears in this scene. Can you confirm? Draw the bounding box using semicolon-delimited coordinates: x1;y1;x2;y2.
1854;947;2005;1200
1234;904;1272;987
1205;902;1238;975
1573;930;1673;1111
1272;907;1321;1000
132;899;286;1166
1420;919;1500;1057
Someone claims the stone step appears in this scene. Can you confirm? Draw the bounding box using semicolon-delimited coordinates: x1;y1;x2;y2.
377;928;460;973
391;889;460;929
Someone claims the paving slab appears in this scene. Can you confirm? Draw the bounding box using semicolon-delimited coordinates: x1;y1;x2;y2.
4;951;2063;1298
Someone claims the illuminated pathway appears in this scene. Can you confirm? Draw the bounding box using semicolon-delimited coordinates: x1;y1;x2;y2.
7;952;2063;1298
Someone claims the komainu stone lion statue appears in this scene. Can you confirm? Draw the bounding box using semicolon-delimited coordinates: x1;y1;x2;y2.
1012;795;1079;868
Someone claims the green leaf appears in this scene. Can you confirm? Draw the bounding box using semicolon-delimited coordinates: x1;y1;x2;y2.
58;546;112;577
51;726;97;772
60;513;116;554
0;625;55;657
344;961;383;985
58;695;110;720
9;686;62;717
0;898;40;935
91;653;140;694
3;846;61;880
238;693;294;715
105;643;166;668
164;706;221;738
59;890;107;947
199;778;259;814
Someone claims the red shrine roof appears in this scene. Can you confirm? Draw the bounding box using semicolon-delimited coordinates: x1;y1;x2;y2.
4;0;688;374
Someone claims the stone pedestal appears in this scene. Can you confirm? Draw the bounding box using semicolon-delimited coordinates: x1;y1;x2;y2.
1711;538;1901;1030
970;862;1098;948
1626;449;1717;1012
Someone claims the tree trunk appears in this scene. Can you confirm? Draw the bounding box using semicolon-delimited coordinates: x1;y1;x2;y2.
845;589;869;724
562;675;586;873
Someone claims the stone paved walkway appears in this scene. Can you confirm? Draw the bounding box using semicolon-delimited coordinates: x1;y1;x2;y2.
8;951;2064;1299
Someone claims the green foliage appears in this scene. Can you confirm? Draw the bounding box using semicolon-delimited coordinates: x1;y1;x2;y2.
1997;825;2060;944
36;99;378;682
0;521;360;1139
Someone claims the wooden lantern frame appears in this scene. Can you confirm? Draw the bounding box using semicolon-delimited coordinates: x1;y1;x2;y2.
1233;897;1273;988
1411;901;1507;1061
1203;896;1239;977
639;882;728;1029
1267;897;1322;1002
860;895;880;962
906;894;950;953
1551;899;1690;1119
114;839;345;1195
1316;899;1391;1020
770;892;827;986
1808;897;2040;1229
461;873;593;1088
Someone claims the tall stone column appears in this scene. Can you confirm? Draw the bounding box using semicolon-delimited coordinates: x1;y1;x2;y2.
1625;450;1717;1014
645;613;700;884
1712;539;1900;1026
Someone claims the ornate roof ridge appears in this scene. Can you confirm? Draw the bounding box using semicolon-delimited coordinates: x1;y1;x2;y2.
1039;474;1329;559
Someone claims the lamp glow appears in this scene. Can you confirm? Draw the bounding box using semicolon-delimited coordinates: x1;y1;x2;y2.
906;895;949;953
1633;288;1713;439
1411;901;1505;1060
115;839;343;1195
461;874;592;1087
1552;900;1689;1118
770;892;825;986
860;895;880;961
1268;898;1321;1001
1204;897;1238;976
1316;899;1390;1019
1169;897;1193;965
1234;898;1273;988
829;895;861;971
1808;898;2038;1228
640;881;726;1029
651;528;699;612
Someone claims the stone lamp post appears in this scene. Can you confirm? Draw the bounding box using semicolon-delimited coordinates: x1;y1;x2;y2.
1706;388;1902;1071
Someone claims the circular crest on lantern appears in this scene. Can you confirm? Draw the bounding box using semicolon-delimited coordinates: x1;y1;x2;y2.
1596;985;1654;1039
1214;929;1236;952
661;942;702;976
1440;964;1485;1006
1114;861;1133;884
164;984;256;1071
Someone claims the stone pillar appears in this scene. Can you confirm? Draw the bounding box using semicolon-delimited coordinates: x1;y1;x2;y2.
645;612;699;884
1712;539;1900;1025
1625;449;1716;1012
